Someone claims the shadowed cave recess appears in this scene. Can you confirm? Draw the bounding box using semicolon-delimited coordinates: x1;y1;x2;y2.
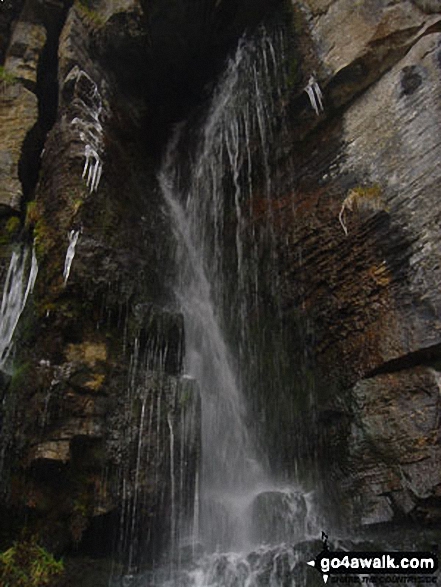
1;0;441;585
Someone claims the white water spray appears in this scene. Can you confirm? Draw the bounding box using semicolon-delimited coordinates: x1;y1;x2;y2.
157;27;322;568
0;246;38;373
115;23;326;587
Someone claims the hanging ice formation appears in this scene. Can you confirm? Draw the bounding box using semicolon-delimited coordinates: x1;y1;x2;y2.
82;145;102;192
304;75;324;115
0;246;38;373
63;229;80;284
66;66;104;193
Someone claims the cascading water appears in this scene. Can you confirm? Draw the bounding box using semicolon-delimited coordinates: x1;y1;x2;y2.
0;245;38;374
0;244;38;494
147;22;324;587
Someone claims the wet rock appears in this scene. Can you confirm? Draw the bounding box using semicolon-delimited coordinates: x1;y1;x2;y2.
0;0;26;64
0;0;193;564
246;1;441;528
250;490;307;544
291;0;441;134
2;0;441;574
30;439;71;463
0;0;52;213
343;368;441;524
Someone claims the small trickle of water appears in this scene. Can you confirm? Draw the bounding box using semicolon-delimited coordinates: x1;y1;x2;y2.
63;229;80;284
0;246;38;373
82;144;103;192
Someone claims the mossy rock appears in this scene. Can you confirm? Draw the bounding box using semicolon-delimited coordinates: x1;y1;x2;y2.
0;538;64;586
0;66;18;86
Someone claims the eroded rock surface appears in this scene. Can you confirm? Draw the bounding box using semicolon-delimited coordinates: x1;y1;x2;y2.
345;367;441;525
270;0;441;525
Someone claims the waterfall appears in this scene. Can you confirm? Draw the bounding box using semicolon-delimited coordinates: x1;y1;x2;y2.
0;245;38;496
149;22;324;586
0;245;38;373
107;17;326;587
158;33;286;552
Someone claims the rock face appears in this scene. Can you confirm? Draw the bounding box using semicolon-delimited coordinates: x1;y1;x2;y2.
266;0;441;526
0;0;200;572
346;368;441;525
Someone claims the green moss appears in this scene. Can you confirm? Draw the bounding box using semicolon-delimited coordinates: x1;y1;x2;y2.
0;216;21;246
0;66;17;86
0;538;64;587
33;218;56;260
25;201;39;229
6;216;21;236
9;361;31;394
72;198;84;216
75;0;105;26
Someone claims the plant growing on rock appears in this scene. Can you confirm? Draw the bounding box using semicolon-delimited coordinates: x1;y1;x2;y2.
25;201;40;229
0;66;17;86
0;216;21;246
0;538;64;586
75;0;105;27
25;202;57;259
339;184;384;236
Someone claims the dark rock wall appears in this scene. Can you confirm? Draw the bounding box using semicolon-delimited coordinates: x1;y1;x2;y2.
0;0;198;570
258;0;441;528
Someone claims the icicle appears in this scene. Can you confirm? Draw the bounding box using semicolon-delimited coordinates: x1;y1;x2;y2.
82;145;102;193
63;229;80;284
66;67;104;192
304;75;324;116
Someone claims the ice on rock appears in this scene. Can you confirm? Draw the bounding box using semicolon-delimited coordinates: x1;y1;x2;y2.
304;75;324;116
63;229;80;284
82;145;102;192
66;66;105;193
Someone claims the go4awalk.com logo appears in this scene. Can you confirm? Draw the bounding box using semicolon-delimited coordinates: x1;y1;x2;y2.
307;533;438;584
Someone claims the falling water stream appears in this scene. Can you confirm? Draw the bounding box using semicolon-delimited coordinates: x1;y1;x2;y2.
0;245;38;373
142;25;323;587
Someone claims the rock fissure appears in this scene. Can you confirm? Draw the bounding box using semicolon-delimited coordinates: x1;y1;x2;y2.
366;343;441;378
